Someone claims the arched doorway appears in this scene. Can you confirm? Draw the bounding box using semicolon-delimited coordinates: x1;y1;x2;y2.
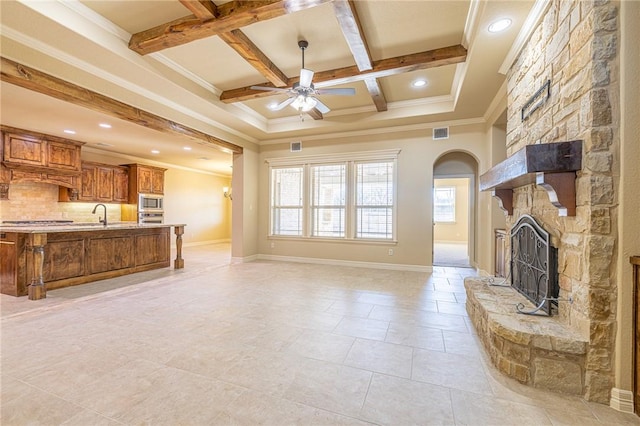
433;152;478;267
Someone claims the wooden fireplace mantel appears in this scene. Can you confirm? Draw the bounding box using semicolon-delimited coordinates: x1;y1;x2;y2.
479;141;582;216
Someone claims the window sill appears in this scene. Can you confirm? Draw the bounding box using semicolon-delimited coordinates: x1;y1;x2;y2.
268;235;397;245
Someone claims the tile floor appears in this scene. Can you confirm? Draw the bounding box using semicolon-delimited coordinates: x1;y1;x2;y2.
1;243;639;425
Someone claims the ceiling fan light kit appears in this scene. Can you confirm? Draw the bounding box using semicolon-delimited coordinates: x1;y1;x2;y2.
251;40;356;118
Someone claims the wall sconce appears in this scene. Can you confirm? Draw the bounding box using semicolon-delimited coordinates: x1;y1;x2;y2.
223;186;232;200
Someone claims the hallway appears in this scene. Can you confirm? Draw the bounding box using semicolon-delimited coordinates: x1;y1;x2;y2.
1;244;637;425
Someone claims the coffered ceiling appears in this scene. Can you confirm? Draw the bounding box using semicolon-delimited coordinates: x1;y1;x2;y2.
0;0;536;175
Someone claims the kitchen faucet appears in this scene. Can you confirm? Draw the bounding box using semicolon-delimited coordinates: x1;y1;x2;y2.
91;203;108;226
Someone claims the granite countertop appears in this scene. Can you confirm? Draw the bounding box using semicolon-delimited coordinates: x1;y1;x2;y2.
0;222;186;233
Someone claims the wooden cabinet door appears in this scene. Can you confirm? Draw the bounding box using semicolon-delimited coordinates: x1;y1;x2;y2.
78;164;97;201
151;169;164;194
47;140;81;172
3;133;46;167
96;166;114;201
137;167;153;193
113;167;129;203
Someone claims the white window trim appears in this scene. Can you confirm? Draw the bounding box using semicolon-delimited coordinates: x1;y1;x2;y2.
266;149;400;242
434;186;456;223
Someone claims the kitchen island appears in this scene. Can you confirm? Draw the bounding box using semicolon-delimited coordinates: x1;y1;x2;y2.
0;222;185;299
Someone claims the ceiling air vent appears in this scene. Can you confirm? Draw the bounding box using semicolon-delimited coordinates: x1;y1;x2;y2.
433;127;449;140
290;141;302;152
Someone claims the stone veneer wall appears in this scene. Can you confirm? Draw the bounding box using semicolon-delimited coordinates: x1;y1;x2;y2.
504;0;618;402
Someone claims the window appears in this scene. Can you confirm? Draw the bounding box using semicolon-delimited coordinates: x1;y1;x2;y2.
267;150;399;241
434;187;456;222
311;164;346;237
271;167;304;236
356;162;394;239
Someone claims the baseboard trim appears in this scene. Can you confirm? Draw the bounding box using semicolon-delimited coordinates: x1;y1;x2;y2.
231;254;259;264
255;254;432;272
173;239;230;249
610;388;635;413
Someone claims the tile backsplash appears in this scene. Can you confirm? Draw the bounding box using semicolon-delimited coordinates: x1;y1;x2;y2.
0;182;123;223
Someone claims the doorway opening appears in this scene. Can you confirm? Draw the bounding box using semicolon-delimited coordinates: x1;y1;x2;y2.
433;177;471;267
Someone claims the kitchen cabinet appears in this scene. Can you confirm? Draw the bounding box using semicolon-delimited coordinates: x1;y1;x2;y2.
1;126;84;200
60;162;129;203
2;128;82;173
0;226;173;296
126;164;165;200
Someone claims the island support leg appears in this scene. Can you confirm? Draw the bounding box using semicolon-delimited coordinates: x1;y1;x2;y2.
174;225;184;269
28;233;47;300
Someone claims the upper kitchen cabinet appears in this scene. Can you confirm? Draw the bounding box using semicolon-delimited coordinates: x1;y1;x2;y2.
60;162;129;204
1;126;83;200
2;128;82;173
126;164;166;201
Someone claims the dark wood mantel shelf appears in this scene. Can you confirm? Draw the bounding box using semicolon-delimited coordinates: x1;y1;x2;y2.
479;140;582;216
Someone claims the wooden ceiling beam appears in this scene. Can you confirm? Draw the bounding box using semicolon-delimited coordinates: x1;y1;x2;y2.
179;0;218;21
218;29;289;87
332;0;372;72
364;78;387;112
129;0;331;55
306;108;324;120
220;44;467;103
0;57;242;154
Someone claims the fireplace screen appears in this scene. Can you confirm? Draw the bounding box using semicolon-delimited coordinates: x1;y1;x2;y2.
510;214;558;315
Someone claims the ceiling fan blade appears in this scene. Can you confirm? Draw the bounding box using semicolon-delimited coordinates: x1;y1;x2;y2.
299;68;314;88
316;87;356;96
314;98;331;114
272;97;295;111
250;86;290;93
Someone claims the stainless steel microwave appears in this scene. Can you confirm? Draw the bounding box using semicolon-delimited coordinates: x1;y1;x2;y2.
139;194;164;211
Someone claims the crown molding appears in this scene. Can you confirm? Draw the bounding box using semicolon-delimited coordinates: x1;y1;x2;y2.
260;117;486;146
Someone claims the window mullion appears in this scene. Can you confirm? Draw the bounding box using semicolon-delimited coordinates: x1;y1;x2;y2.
346;160;355;239
303;164;311;237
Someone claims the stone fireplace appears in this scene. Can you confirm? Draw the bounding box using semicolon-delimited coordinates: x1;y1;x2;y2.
467;0;620;403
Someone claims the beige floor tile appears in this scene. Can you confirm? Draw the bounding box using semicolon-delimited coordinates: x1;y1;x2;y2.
325;300;375;318
1;244;631;425
1;380;85;425
412;348;492;394
285;329;356;363
72;361;244;424
284;358;372;418
436;300;469;316
415;310;470;332
385;324;445;351
216;388;373;425
60;409;123;426
333;316;390;340
451;388;553;425
343;338;413;378
220;350;306;397
587;401;640;425
442;329;483;356
360;373;454;425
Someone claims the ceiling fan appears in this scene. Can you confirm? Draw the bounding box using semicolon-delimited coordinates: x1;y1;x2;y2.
250;40;356;115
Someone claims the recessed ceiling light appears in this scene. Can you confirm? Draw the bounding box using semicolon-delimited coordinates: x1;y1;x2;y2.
151;149;160;154
412;79;428;88
63;129;76;134
267;101;280;110
99;123;112;129
489;18;512;33
183;146;192;151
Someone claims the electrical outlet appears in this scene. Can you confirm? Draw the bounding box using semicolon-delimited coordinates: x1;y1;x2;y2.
270;242;275;248
388;248;394;256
